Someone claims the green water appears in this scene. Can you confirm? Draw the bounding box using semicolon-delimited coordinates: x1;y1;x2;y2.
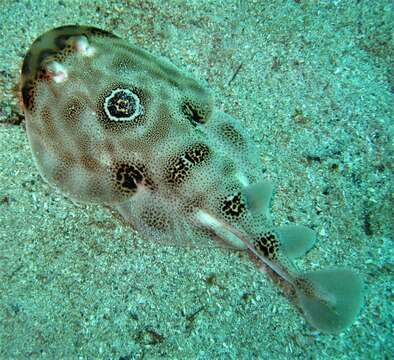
0;1;392;359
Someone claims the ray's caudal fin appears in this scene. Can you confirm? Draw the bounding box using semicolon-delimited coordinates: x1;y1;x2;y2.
243;181;364;332
251;226;363;333
294;268;364;333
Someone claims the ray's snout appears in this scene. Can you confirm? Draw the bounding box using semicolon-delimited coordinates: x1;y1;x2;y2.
19;25;117;112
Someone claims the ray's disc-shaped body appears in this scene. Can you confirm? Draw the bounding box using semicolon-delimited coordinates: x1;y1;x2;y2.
19;25;364;333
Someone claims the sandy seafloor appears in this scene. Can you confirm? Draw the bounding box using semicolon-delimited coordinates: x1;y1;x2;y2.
0;0;393;359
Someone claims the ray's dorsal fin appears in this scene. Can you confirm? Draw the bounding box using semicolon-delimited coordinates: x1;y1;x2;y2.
275;225;316;259
242;180;273;216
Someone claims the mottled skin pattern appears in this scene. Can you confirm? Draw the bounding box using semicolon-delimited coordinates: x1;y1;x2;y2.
19;26;363;333
20;25;267;248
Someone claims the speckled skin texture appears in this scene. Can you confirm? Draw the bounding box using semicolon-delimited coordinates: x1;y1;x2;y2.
3;1;390;355
19;25;364;336
20;25;268;248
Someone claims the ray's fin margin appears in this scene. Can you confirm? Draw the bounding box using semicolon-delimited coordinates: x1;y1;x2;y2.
294;268;364;333
275;225;316;259
243;180;273;216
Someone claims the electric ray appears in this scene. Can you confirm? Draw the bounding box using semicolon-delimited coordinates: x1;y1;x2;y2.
19;25;364;333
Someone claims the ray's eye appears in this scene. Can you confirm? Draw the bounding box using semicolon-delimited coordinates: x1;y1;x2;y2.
104;88;143;122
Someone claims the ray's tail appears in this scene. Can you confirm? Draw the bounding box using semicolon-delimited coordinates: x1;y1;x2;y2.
248;225;364;333
196;210;364;333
